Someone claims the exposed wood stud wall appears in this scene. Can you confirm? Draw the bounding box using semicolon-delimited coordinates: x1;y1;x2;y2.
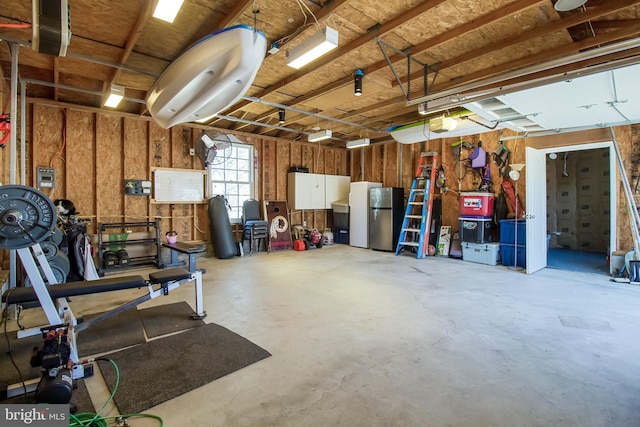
0;98;638;268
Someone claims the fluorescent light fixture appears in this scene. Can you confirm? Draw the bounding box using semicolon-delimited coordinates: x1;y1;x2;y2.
153;0;184;23
429;116;458;133
346;138;370;149
286;26;339;69
104;84;125;108
418;101;428;115
308;129;332;142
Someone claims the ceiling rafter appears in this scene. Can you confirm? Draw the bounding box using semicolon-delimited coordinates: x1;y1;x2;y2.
394;0;640;88
217;0;449;119
433;24;640;97
225;0;545;132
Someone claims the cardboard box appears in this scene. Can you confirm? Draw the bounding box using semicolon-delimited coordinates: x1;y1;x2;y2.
436;226;452;256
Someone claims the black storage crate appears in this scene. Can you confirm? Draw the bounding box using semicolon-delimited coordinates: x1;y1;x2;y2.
458;217;492;243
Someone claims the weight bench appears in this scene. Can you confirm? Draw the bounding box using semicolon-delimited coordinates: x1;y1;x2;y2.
2;266;206;365
162;241;206;273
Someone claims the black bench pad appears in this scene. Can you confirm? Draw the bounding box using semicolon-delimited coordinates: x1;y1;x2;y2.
148;268;191;284
162;242;206;254
2;275;147;305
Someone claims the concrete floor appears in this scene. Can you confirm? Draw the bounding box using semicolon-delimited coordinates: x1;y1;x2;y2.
11;244;640;426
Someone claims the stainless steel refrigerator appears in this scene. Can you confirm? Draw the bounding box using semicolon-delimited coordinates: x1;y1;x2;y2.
369;187;405;251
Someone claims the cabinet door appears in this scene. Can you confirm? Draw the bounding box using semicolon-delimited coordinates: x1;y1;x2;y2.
288;173;310;210
325;175;351;208
309;174;325;209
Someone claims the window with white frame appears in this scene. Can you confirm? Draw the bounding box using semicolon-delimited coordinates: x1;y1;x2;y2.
208;143;254;222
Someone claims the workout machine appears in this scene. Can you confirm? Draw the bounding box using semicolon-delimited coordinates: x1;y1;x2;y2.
0;185;207;404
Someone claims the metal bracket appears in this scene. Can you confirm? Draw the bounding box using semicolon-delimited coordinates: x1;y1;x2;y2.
375;38;439;102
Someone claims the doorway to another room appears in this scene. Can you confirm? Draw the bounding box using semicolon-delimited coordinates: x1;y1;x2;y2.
545;147;611;275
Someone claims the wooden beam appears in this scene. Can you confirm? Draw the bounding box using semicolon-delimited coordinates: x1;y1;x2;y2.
219;0;545;131
219;0;449;116
105;1;158;94
395;0;640;87
437;24;640;93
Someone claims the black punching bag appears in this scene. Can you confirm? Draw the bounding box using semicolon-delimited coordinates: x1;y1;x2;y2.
208;196;237;259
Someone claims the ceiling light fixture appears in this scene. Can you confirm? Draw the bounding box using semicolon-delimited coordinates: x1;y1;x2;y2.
354;69;364;96
153;0;184;23
286;26;339;69
418;101;428;115
554;0;587;12
104;84;125;108
308;129;332;142
278;108;286;124
346;138;370;149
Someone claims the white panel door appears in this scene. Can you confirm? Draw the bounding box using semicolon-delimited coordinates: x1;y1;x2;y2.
525;146;547;274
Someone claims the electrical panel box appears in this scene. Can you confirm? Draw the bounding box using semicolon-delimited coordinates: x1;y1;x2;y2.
124;179;152;196
36;167;56;189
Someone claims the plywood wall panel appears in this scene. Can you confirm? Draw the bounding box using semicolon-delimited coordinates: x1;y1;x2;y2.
95;114;123;225
123;118;149;229
172;127;192;169
384;144;399;187
364;148;373;182
336;149;347;176
262;139;277;200
350;149;360;181
302;145;314;172
612;125;633;251
65;109;95;220
32;104;65;200
315;146;325;175
325;148;336;175
276;140;290;200
149;122;171;233
290;142;302;168
371;144;384;184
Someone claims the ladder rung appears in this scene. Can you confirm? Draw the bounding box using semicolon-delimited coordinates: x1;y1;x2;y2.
408;202;422;205
398;242;419;247
402;228;421;232
406;215;421;219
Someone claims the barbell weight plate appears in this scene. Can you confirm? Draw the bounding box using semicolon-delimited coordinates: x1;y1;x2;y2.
40;241;59;261
24;264;67;286
50;251;70;276
46;227;64;246
0;185;57;250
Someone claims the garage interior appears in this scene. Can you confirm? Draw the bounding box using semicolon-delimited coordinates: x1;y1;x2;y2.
1;0;640;426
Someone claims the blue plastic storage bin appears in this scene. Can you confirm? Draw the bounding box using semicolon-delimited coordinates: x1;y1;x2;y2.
335;227;349;244
499;219;526;245
500;243;526;268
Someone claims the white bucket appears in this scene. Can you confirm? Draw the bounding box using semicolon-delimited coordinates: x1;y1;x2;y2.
322;228;334;245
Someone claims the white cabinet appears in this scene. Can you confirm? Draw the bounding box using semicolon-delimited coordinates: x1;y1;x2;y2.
324;175;351;208
288;173;325;210
288;173;350;210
